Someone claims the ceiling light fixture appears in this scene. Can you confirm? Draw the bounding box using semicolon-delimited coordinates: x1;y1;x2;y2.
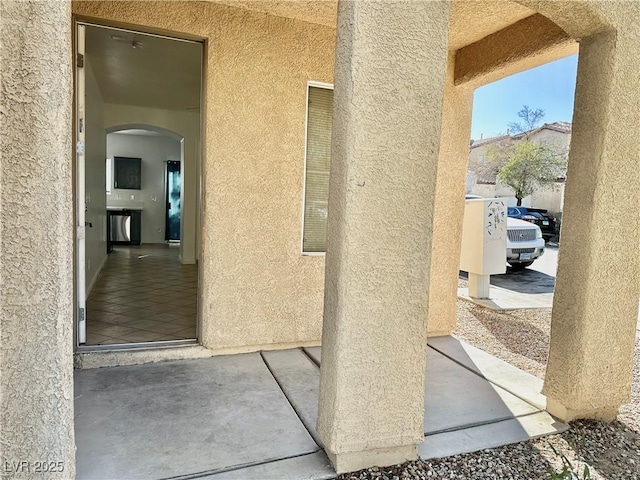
111;35;143;49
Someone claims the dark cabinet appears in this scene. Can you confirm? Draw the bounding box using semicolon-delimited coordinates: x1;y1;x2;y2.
114;157;142;190
107;209;141;253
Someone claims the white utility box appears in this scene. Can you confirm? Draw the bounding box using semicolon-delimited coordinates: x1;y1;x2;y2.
459;198;507;299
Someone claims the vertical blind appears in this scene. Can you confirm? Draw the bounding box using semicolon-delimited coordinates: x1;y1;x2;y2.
303;86;333;253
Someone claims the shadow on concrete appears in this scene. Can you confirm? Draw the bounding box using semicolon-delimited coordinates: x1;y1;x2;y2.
76;342;567;479
459;268;556;295
306;339;565;460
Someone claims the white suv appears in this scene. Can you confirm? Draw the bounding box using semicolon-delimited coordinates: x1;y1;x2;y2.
506;217;545;269
465;195;545;269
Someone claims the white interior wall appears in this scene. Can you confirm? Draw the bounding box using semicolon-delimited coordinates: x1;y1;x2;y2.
107;132;181;244
104;104;200;263
84;58;107;295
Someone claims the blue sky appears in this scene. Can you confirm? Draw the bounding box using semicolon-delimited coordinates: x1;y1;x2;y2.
470;55;578;140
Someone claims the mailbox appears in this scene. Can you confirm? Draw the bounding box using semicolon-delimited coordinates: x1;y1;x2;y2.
460;198;507;298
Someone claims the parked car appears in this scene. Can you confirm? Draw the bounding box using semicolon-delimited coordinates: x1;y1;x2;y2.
506;217;545;269
465;195;545;269
507;206;556;241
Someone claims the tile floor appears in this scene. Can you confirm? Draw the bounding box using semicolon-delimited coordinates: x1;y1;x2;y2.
85;244;197;345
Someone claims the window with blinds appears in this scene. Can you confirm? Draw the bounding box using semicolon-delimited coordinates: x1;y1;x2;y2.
302;85;333;253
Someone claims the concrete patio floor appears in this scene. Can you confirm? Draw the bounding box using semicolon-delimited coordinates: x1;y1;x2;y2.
457;284;554;310
75;337;566;479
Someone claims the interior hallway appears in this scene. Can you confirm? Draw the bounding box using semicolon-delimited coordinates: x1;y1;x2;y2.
85;244;197;345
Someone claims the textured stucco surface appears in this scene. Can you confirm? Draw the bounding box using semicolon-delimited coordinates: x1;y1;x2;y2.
316;0;450;470
516;0;611;39
2;0;639;475
215;0;338;27
0;1;76;477
427;53;474;337
72;1;336;350
538;2;640;420
455;13;577;86
214;1;539;52
448;1;533;50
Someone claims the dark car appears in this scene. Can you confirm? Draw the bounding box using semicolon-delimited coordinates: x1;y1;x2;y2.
507;206;556;241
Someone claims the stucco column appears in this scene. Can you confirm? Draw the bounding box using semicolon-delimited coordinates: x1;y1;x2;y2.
317;0;450;473
543;29;640;422
427;53;474;336
0;1;76;477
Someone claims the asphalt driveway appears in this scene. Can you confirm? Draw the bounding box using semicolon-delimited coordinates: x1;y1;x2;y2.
460;246;558;295
460;245;640;335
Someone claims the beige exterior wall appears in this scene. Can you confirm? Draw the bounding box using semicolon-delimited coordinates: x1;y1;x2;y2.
3;0;639;475
427;53;474;337
534;2;640;421
317;0;450;472
73;0;337;350
529;182;565;213
1;0;76;476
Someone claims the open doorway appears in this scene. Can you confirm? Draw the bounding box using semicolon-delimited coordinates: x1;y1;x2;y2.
75;21;203;348
165;160;181;242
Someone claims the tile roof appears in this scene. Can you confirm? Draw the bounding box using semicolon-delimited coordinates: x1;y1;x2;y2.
471;121;572;148
470;134;510;148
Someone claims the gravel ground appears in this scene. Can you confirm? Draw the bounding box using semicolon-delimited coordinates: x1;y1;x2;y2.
339;281;640;480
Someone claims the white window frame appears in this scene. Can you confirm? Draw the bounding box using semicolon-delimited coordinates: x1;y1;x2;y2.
301;81;334;256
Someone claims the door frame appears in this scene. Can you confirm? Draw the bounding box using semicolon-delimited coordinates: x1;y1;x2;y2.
72;16;207;352
75;23;87;345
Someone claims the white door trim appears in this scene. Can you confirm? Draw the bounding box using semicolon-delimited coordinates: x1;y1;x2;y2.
76;23;87;345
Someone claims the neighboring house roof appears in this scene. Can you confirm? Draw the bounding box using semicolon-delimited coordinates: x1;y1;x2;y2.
471;121;572;149
512;121;572;140
469;121;571;184
469;134;510;149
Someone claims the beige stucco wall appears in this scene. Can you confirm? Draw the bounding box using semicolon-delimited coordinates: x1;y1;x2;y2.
2;0;638;476
317;0;450;472
512;0;640;421
455;13;576;87
529;182;564;213
72;1;336;350
427;53;474;336
1;0;76;476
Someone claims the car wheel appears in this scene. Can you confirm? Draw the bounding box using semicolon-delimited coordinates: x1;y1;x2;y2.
508;261;534;270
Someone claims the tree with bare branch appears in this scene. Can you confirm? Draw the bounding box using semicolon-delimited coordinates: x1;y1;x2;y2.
469;106;567;205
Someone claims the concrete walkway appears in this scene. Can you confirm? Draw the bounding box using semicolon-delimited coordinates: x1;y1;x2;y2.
75;338;566;479
458;284;554;310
